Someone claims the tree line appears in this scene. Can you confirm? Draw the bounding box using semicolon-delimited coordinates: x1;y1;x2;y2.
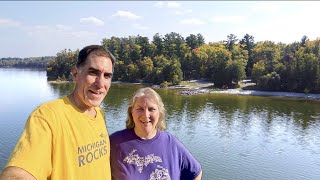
7;32;320;93
0;57;54;68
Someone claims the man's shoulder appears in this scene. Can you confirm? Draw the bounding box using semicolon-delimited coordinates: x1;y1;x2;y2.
42;96;66;106
32;96;68;114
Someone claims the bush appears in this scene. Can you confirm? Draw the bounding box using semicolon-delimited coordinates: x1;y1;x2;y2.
160;81;170;88
257;72;281;91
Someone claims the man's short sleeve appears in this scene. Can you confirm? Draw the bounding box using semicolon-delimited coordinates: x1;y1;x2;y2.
6;112;53;179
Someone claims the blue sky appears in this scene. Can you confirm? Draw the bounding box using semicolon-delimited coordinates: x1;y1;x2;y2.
0;1;319;58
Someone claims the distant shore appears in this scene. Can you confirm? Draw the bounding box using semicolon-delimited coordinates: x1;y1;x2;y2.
49;80;320;100
48;80;72;84
174;80;320;100
179;88;320;100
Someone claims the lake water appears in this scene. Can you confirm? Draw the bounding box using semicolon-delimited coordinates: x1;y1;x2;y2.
0;68;320;179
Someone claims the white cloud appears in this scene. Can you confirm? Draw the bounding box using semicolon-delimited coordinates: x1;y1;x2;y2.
0;18;20;27
267;15;320;43
56;24;72;31
154;1;181;9
80;16;104;26
211;15;246;24
133;23;149;30
167;2;181;9
154;1;164;8
154;2;190;16
26;25;57;38
34;25;52;31
27;25;60;37
27;24;98;40
71;31;98;38
250;2;280;13
174;9;192;15
180;18;206;25
112;11;141;20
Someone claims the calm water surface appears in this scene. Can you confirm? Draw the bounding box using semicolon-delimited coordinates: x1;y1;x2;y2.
0;68;320;180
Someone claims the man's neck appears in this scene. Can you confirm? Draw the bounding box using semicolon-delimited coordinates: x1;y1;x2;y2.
68;93;97;118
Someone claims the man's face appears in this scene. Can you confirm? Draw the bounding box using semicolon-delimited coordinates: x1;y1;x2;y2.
73;54;113;110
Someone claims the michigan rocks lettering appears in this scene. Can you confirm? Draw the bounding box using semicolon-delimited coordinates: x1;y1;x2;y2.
77;139;108;167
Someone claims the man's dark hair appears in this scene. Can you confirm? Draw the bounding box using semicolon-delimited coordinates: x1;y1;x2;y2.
76;45;116;70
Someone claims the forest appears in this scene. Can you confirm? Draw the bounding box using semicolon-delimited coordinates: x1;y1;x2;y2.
2;32;320;93
0;56;54;68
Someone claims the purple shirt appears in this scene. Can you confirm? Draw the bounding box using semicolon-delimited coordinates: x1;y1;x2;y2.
110;129;201;180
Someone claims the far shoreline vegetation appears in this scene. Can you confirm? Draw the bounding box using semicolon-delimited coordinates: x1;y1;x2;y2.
1;32;320;94
0;56;54;69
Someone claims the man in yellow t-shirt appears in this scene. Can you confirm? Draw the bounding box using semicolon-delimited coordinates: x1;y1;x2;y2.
0;45;116;180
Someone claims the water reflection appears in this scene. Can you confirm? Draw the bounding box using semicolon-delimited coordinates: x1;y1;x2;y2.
46;82;320;143
47;82;75;97
41;80;320;179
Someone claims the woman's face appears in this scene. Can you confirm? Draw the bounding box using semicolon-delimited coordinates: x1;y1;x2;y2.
132;96;159;139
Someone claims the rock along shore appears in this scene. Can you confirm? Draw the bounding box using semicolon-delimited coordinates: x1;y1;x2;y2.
169;80;320;100
179;89;320;100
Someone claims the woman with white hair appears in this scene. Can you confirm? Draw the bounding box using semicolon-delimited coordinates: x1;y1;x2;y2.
110;87;202;180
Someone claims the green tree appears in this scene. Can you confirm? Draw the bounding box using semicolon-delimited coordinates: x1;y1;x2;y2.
163;32;186;59
113;60;126;81
0;57;53;68
137;57;154;82
46;49;78;81
152;33;165;56
182;48;208;80
136;35;154;58
252;41;281;73
186;34;198;49
185;33;206;50
196;33;205;46
199;43;233;87
167;58;183;85
240;34;255;77
227;60;246;84
225;34;238;51
257;72;281;91
300;35;309;47
149;55;170;84
101;36;121;60
124;63;139;82
251;60;266;83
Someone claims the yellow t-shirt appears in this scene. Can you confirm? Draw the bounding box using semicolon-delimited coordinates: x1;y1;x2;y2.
6;96;111;180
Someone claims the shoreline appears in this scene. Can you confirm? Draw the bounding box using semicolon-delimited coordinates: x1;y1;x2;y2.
165;80;320;100
179;88;320;100
49;80;320;100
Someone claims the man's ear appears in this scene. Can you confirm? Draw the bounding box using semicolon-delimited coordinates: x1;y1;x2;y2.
71;66;78;81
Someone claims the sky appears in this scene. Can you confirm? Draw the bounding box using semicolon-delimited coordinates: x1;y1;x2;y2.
0;1;320;58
